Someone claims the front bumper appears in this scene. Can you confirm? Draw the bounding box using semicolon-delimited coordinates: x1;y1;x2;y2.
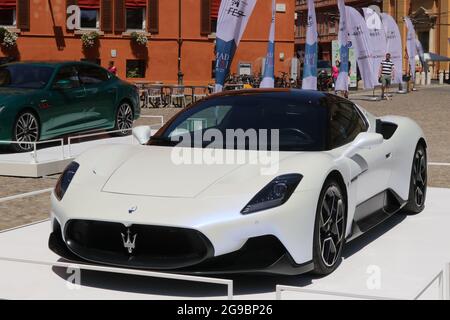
49;218;313;275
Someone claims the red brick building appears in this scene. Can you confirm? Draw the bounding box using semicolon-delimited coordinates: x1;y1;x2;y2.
0;0;295;85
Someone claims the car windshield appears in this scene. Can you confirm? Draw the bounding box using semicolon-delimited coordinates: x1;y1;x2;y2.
150;95;328;151
0;65;54;89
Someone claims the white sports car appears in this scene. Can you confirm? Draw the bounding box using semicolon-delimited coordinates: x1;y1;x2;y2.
49;89;427;275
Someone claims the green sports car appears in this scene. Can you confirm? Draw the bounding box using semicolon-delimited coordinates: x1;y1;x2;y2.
0;61;140;152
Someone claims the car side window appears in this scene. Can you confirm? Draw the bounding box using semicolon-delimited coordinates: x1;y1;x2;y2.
329;100;367;148
53;66;80;88
78;66;109;85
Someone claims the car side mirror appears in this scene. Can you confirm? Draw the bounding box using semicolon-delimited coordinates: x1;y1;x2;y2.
341;132;384;159
54;79;73;90
132;126;152;145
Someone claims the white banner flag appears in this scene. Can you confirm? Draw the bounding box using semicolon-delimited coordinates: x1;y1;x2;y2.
363;7;387;86
346;6;376;89
381;13;403;84
335;0;349;92
404;17;417;81
215;0;258;92
302;0;318;90
260;0;276;88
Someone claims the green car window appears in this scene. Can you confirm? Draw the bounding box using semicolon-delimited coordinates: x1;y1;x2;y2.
53;66;81;88
0;65;54;89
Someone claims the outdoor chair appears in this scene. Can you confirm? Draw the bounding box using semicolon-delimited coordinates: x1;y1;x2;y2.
148;86;164;108
192;86;209;103
169;86;187;108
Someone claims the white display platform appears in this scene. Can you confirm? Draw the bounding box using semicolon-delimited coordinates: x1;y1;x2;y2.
0;131;160;178
0;135;133;178
0;188;449;300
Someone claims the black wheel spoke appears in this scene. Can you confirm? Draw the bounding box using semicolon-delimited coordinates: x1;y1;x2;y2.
319;186;345;268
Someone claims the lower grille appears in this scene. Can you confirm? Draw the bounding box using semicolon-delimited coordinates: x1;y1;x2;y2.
64;220;213;269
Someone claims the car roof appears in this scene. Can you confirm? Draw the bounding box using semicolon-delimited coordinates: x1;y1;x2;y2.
1;61;102;68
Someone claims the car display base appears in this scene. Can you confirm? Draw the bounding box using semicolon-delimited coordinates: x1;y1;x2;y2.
0;128;160;178
0;187;449;300
0;135;133;178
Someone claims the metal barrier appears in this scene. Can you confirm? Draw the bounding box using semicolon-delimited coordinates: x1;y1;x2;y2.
0;256;234;300
0;139;64;164
0;115;164;163
276;267;447;300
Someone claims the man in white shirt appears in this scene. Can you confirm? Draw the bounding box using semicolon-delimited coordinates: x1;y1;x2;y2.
379;53;395;100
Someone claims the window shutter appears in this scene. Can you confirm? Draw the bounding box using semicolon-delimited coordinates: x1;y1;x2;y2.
148;0;159;34
17;0;30;30
101;0;113;32
114;0;125;33
200;0;211;35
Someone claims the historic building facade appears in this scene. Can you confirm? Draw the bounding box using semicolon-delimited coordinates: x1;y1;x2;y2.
0;0;295;85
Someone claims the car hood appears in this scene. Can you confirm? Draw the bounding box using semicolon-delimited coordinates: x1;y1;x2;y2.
101;146;295;198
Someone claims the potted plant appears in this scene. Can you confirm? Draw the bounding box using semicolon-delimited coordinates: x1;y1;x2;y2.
130;31;148;46
81;31;100;48
0;27;18;48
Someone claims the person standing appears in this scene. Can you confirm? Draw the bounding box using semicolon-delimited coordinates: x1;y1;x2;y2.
379;53;395;100
332;60;340;90
108;61;117;76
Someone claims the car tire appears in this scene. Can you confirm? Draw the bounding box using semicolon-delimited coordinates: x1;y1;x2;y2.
312;178;347;275
112;101;134;137
11;111;40;153
403;143;427;214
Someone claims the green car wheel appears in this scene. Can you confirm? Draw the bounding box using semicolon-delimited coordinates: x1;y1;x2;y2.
113;102;134;136
12;111;40;153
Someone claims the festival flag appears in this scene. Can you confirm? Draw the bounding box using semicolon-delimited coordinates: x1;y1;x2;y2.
302;0;318;90
214;0;258;92
260;0;276;88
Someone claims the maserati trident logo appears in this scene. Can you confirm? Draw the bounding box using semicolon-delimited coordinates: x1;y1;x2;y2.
128;206;138;214
121;229;137;254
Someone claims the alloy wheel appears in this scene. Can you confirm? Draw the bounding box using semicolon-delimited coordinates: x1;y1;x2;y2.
319;186;345;267
116;103;133;133
15;113;39;151
412;149;427;207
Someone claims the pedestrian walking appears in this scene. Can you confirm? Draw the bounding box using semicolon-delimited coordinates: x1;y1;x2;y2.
379;53;395;100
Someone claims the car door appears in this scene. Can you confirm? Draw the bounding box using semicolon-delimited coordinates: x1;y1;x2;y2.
46;65;87;134
329;99;392;204
77;65;117;127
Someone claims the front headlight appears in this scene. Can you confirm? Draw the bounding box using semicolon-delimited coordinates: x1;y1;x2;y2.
241;174;303;214
54;161;80;201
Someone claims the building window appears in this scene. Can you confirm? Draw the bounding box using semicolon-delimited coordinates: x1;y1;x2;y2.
126;59;146;78
80;9;99;29
210;0;220;33
77;0;100;29
0;8;16;27
126;7;146;30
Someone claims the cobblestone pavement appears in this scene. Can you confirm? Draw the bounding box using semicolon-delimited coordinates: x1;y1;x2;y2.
0;85;449;230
